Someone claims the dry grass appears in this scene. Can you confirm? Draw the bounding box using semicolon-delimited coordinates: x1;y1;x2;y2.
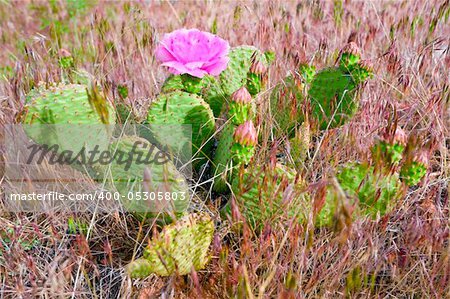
0;0;449;298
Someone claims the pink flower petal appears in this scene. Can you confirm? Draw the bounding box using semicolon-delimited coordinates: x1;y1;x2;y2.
202;56;229;76
155;28;230;77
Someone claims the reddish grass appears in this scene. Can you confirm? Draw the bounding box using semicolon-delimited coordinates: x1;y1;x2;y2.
0;1;449;298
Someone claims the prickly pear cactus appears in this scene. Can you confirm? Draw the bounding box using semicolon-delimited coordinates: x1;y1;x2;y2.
338;42;361;73
338;163;402;217
23;83;115;125
95;136;190;220
146;91;215;164
246;58;267;95
400;151;428;186
308;67;359;130
371;127;407;167
127;212;214;277
219;45;268;96
212;120;257;193
22;83;115;152
228;164;307;230
317;162;403;226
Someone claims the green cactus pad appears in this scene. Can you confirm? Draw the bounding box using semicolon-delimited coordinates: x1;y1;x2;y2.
308;67;358;130
371;141;405;167
127;212;214;277
23;83;115;125
161;75;185;93
22;83;115;153
400;161;427;186
220;45;268;96
229;164;307;230
96;135;190;219
318;163;403;226
201;75;226;117
146;91;215;164
212;123;237;193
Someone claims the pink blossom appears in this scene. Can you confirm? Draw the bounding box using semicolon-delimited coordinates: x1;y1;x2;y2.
156;29;230;78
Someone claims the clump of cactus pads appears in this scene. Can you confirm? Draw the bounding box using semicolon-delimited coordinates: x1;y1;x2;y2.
146;91;215;164
317;162;403;226
308;43;373;130
96;135;190;219
22;83;115;153
229;163;307;231
400;151;428;186
212;120;257;193
126;212;214;277
371;126;408;168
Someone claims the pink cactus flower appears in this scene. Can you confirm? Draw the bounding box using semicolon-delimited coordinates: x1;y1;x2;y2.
156;28;230;78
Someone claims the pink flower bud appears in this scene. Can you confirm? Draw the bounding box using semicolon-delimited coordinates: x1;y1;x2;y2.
231;87;252;104
233;121;257;147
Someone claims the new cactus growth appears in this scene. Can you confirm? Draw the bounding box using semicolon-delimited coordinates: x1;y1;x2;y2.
127;212;214;277
338;42;361;73
400;151;428;186
212;120;257;193
371;126;408;167
246;58;268;95
95;136;190;220
228;87;253;124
